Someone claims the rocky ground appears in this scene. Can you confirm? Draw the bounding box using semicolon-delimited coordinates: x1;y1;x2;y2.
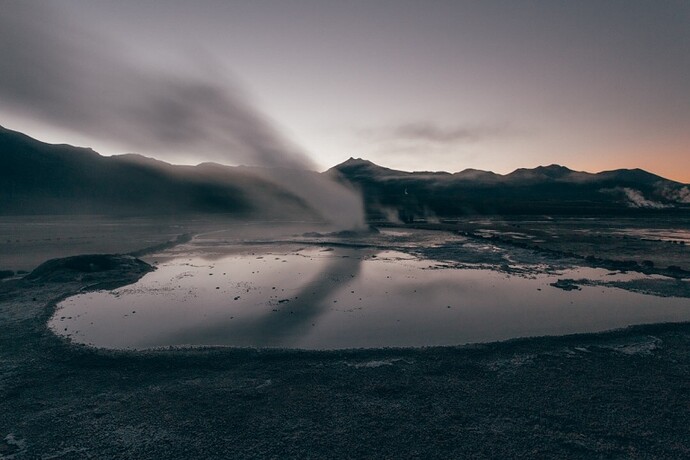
2;249;690;458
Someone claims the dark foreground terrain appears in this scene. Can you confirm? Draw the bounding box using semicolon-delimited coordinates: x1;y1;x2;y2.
2;248;690;458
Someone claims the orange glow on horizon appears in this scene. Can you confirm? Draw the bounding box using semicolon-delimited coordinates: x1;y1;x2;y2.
574;144;690;184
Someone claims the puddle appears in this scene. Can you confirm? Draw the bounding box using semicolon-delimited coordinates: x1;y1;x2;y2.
48;240;690;350
614;228;690;244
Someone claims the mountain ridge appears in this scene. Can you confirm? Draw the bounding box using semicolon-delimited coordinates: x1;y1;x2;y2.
330;157;678;185
0;125;318;218
328;157;690;220
2;126;689;219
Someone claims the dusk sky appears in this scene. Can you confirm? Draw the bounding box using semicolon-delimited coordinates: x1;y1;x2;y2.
1;1;689;181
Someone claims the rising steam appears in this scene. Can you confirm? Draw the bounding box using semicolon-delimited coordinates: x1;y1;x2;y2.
0;2;364;229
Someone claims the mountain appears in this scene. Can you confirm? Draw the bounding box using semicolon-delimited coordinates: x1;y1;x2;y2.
329;157;690;220
0;125;316;218
2;126;689;220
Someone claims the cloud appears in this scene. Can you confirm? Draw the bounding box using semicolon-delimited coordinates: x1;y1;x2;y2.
363;121;514;145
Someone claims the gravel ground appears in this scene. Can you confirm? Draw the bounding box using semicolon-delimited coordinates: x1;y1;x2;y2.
2;253;690;459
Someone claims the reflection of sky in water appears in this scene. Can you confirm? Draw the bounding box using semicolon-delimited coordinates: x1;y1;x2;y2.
613;228;690;244
50;246;690;350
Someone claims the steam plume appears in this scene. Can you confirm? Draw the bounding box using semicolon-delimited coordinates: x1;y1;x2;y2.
0;2;364;228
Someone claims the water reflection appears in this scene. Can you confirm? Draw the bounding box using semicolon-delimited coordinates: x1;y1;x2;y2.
165;248;366;347
49;245;690;350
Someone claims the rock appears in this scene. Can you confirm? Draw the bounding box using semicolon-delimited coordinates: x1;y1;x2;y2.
26;254;152;283
550;279;582;291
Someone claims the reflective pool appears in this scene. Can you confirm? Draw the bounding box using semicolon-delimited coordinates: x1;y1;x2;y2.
49;242;690;350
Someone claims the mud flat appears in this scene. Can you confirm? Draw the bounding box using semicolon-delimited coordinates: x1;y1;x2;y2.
2;221;690;458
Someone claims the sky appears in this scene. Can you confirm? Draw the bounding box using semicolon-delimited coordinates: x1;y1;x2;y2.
1;1;689;182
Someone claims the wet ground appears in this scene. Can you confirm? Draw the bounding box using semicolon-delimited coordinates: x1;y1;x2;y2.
0;216;324;273
445;215;690;273
2;216;690;458
50;228;690;350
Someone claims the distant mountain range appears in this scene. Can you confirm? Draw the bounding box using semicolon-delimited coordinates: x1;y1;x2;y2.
1;125;689;220
328;157;690;220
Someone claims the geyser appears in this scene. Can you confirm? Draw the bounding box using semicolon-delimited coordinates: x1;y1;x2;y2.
0;2;364;229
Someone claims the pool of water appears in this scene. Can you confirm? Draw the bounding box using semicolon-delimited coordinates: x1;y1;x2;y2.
49;241;690;350
615;228;690;244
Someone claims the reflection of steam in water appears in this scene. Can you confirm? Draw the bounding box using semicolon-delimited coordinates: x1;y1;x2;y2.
51;236;690;350
166;249;366;347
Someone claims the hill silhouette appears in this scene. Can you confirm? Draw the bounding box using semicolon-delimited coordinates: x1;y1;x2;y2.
2;127;689;220
328;157;690;220
0;125;316;219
